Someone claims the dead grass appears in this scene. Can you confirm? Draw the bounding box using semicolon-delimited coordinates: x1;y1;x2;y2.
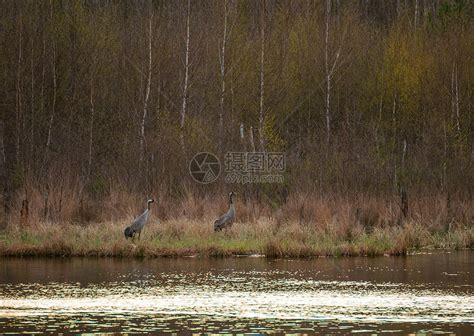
1;192;472;257
0;217;471;258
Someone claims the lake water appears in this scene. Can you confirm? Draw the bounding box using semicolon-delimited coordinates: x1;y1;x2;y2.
0;251;473;334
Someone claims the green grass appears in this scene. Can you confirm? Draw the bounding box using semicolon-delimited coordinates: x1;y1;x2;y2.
0;218;472;258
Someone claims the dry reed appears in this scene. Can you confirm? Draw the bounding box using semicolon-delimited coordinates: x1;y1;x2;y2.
1;191;472;258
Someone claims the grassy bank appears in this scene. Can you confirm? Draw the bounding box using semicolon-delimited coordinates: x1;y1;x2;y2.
0;217;472;258
1;193;472;257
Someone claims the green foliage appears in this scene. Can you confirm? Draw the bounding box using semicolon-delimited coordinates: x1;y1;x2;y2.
263;111;285;151
87;175;108;197
438;1;474;25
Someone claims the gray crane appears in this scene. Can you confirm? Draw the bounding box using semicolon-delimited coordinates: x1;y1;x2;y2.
214;192;236;232
124;199;154;240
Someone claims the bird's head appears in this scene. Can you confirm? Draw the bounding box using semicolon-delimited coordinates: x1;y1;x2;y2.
124;226;134;239
147;199;155;210
228;191;236;204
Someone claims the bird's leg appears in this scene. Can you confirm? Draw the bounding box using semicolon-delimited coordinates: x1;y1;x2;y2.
138;231;141;240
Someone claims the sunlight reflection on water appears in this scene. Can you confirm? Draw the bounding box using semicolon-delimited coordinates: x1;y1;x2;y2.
0;252;473;334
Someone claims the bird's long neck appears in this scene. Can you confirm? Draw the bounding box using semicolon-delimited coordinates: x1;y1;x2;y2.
229;195;233;206
147;202;152;211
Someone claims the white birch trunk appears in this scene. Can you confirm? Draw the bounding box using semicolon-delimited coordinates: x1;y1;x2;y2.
443;120;447;191
451;60;455;125
88;81;95;178
45;2;56;159
401;138;407;178
414;0;419;28
324;0;331;145
40;32;45;134
454;62;461;133
249;126;256;153
375;90;383;154
140;13;153;164
375;66;385;154
30;37;35;162
230;72;234;122
451;59;461;133
258;0;266;152
180;0;191;152
323;0;342;147
37;32;46;175
392;94;397;190
16;13;23;163
240;122;246;151
45;45;56;154
218;0;228;152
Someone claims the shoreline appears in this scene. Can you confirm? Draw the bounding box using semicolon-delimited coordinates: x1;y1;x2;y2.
0;248;471;259
0;219;471;258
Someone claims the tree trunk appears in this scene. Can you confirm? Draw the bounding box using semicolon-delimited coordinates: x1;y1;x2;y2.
140;13;153;164
15;12;22;166
180;0;191;153
218;0;228;153
29;36;35;171
258;0;266;152
325;0;331;145
44;2;56;170
442;119;447;191
39;31;46;173
401;138;407;187
249;126;256;153
392;93;398;191
44;44;56;162
451;59;461;133
414;0;419;28
88;80;95;179
240;122;246;152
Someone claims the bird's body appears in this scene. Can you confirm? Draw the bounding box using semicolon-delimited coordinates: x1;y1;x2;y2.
214;192;236;232
124;199;154;240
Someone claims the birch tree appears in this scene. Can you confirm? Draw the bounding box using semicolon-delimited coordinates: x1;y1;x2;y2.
29;29;35;170
218;0;229;152
180;0;191;153
15;12;22;164
414;0;419;29
0;1;472;213
324;0;341;145
258;0;266;152
451;59;461;133
43;1;56;171
39;29;46;170
140;12;153;164
88;79;95;179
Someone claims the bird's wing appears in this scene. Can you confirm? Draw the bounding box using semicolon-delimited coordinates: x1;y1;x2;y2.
214;212;232;228
131;209;149;231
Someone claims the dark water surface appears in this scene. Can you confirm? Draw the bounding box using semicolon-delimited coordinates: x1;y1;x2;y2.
0;251;473;335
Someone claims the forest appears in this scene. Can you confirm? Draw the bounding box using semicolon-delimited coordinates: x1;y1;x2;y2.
0;0;472;256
